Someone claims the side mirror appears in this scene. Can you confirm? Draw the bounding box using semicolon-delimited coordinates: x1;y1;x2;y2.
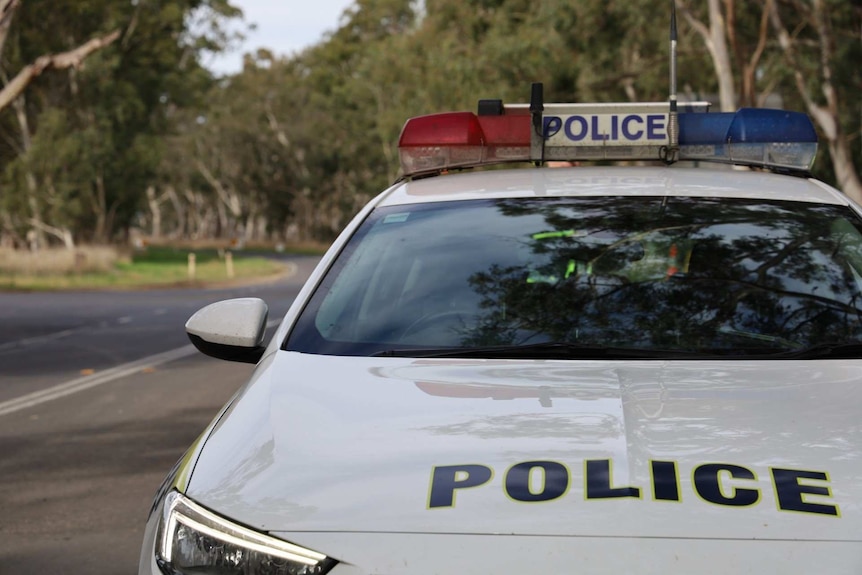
185;298;269;364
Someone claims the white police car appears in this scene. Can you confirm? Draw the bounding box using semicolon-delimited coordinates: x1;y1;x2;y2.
139;87;862;574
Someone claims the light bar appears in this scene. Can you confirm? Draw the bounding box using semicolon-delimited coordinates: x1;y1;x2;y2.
397;102;818;177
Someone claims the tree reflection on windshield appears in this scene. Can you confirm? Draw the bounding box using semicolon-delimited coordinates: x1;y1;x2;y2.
287;196;862;356
466;198;862;351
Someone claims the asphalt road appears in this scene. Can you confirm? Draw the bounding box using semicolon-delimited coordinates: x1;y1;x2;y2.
0;255;320;574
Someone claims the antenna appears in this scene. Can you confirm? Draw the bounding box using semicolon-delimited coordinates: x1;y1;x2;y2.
665;0;680;163
530;82;545;166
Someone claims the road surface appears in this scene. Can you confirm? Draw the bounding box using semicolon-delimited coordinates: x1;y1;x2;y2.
0;255;319;574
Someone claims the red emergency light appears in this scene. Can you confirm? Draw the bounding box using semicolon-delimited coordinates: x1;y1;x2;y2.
398;109;531;176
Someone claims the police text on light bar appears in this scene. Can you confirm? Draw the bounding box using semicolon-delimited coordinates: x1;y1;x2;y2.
397;97;817;177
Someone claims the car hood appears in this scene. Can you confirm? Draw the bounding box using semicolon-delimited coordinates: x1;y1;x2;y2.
187;352;862;541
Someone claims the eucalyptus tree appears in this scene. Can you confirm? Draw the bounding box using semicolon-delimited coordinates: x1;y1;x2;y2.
137;0;859;246
674;0;860;200
0;0;241;247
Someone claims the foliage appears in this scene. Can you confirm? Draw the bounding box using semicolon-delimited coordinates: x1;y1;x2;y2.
0;0;859;247
0;0;241;245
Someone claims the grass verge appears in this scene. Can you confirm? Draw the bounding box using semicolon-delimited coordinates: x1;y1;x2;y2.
0;246;291;291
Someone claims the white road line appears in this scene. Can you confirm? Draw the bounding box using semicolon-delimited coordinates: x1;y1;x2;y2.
0;314;135;355
0;329;76;354
0;345;198;417
0;318;283;418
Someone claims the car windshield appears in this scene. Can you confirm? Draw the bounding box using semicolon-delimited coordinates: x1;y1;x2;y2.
285;196;862;358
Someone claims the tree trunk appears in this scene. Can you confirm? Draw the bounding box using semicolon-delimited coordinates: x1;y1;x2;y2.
768;0;862;203
826;137;862;203
92;173;108;243
184;188;208;239
0;210;23;248
11;94;48;249
28;219;74;249
738;0;771;108
146;186;162;239
166;185;185;238
677;0;737;111
195;159;242;218
0;0;20;63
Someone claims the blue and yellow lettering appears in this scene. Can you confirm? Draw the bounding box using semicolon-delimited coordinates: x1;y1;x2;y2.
565;116;588;141
425;460;841;517
651;460;681;502
694;463;759;507
622;115;644;140
543;116;562;139
428;464;493;509
647;114;666;140
590;116;607;141
505;460;569;502
585;459;641;499
771;468;839;517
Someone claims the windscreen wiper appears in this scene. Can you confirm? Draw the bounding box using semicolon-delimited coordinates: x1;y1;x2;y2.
765;343;862;360
372;342;713;359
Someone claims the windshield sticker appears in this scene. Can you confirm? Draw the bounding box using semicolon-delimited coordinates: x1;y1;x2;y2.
428;459;840;517
383;213;410;224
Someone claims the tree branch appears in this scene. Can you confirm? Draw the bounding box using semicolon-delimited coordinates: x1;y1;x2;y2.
0;0;20;63
0;29;120;112
27;218;74;249
768;0;862;202
767;1;829;131
676;0;736;110
741;0;772;106
195;159;241;217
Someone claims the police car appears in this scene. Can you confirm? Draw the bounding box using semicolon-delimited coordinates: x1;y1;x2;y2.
139;84;862;574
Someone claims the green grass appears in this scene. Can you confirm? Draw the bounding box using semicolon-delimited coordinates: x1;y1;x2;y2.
0;247;289;291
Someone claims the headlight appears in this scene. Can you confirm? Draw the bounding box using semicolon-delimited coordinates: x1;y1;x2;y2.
156;491;337;575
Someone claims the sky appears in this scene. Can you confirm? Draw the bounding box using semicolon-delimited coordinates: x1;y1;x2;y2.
205;0;356;75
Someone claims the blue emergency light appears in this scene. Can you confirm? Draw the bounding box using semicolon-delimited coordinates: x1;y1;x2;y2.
678;108;818;171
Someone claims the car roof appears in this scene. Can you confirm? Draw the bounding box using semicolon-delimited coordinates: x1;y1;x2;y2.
377;165;849;208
